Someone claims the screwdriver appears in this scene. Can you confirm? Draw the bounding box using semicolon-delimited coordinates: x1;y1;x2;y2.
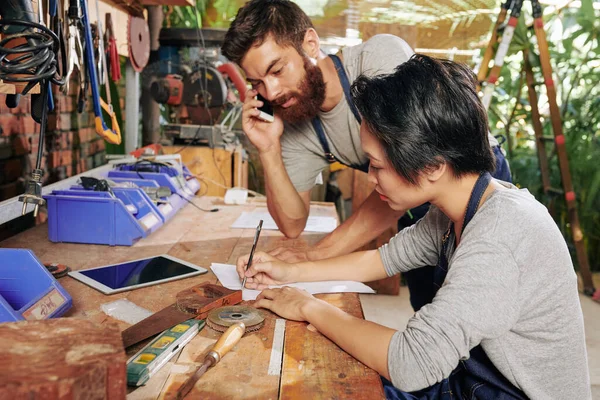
175;322;246;399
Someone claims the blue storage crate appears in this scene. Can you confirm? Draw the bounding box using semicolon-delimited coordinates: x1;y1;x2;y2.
108;170;183;195
106;177;184;221
107;170;200;201
0;249;72;323
44;187;163;246
69;186;167;226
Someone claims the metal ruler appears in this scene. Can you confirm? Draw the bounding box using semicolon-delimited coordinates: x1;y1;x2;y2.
268;319;286;376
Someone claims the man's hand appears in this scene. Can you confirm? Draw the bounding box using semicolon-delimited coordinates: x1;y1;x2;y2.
269;246;311;263
254;287;323;322
242;89;284;154
236;251;299;290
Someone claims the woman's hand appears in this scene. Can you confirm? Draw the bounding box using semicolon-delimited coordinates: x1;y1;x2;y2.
254;287;322;322
236;251;298;290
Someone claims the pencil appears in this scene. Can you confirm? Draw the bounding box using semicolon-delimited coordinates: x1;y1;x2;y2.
241;219;263;289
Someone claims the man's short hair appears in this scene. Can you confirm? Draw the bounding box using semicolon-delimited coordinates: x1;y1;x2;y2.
351;54;496;185
222;0;314;65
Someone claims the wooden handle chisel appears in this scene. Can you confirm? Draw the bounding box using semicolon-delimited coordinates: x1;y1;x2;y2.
175;322;246;399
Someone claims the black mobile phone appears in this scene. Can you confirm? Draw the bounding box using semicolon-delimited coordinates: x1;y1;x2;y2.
256;93;274;123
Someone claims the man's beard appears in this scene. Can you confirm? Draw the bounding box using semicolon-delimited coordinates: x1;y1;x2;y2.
272;56;326;123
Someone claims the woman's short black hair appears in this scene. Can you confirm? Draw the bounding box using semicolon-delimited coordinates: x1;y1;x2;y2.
222;0;314;65
351;54;495;185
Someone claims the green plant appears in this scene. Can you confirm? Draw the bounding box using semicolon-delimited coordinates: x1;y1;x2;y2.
486;0;600;271
163;1;207;28
163;0;247;29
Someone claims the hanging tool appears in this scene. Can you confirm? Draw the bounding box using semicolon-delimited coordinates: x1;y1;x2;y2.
479;0;595;296
0;0;65;217
92;0;116;128
174;322;246;399
93;0;108;90
206;305;264;332
32;0;55;117
63;0;87;115
121;283;242;348
80;0;121;144
0;0;60;105
128;15;150;73
50;0;67;89
104;13;121;82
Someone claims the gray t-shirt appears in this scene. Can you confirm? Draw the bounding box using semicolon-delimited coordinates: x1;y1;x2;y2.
280;34;414;192
378;185;591;399
280;34;499;192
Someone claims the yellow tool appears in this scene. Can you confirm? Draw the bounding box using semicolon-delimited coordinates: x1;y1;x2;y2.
174;322;246;399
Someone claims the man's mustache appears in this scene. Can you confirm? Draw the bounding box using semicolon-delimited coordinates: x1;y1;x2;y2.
272;93;295;107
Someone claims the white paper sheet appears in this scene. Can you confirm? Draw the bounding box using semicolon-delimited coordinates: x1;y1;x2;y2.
211;263;375;301
230;211;337;233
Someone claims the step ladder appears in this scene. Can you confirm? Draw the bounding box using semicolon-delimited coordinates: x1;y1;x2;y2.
477;0;596;296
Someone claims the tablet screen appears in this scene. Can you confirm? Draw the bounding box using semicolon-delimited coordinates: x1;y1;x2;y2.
78;256;200;290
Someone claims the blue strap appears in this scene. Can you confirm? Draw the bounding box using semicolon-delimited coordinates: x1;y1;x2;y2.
329;54;361;124
434;172;492;294
311;54;363;169
311;117;338;164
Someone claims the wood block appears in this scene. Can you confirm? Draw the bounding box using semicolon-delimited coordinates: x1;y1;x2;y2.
162;146;250;197
0;318;127;399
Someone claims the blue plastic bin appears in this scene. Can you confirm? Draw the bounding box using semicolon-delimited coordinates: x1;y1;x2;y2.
104;178;183;221
44;187;163;246
0;249;72;323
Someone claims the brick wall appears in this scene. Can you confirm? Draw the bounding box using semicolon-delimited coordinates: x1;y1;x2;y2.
0;68;127;239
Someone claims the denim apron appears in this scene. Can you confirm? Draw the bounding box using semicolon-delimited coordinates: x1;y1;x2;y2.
402;144;512;312
383;172;527;400
311;54;370;173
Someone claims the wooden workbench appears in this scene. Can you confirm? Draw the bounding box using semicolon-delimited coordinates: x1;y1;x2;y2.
0;197;385;399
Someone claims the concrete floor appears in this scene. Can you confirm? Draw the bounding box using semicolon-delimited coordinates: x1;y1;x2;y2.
360;274;600;398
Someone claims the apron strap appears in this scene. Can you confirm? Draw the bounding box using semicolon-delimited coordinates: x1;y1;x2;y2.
434;172;492;293
312;54;365;171
329;54;362;124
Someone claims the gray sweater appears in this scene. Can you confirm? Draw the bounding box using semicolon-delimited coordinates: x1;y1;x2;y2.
379;187;591;399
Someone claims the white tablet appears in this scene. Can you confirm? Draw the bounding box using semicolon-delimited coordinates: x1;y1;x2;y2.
68;254;208;295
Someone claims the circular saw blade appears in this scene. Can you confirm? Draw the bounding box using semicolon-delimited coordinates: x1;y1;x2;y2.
207;306;264;332
128;16;150;72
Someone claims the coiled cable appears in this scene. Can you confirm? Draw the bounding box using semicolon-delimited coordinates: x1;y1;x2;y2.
0;19;64;95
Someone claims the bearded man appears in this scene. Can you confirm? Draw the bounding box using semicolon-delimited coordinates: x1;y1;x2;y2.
222;0;414;236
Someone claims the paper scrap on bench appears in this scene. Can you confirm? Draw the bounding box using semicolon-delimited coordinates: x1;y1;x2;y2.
230;211;337;233
211;263;375;301
100;299;153;325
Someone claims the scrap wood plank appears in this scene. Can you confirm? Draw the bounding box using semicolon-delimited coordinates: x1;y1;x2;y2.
280;293;386;399
0;319;127;399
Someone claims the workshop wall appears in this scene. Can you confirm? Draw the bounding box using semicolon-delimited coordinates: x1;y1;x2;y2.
0;70;127;239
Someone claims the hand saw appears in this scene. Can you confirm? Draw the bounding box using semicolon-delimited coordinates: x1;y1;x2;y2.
79;0;121;144
121;283;242;349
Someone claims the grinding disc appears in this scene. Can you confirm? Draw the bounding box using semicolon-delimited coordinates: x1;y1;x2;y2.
128;16;150;72
206;305;264;332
